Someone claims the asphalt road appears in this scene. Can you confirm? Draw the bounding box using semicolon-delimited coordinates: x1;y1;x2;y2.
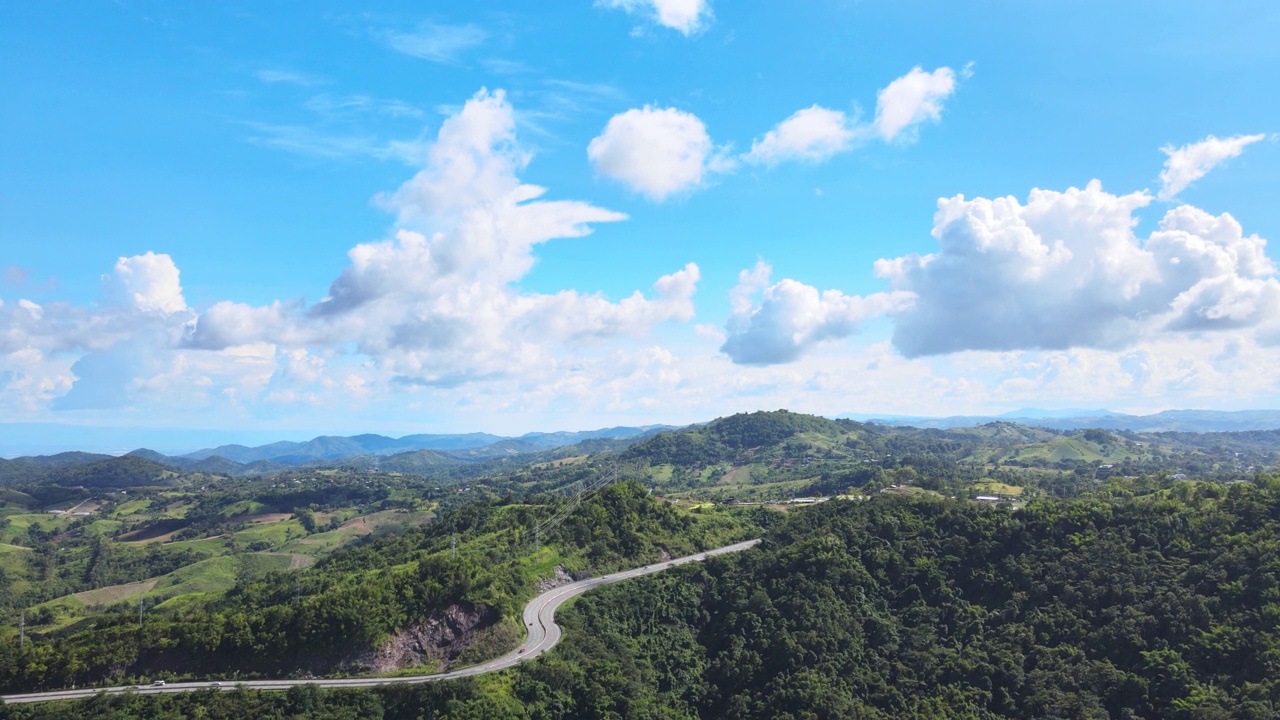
1;538;761;706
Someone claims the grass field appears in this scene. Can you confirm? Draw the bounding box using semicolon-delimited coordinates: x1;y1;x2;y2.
648;464;674;483
26;551;309;630
531;455;588;469
110;499;153;518
74;579;160;607
230;517;305;546
0;514;74;543
973;480;1025;496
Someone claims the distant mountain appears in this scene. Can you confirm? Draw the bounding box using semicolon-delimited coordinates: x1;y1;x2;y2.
178;426;671;466
0;455;176;488
845;409;1280;433
996;408;1123;420
17;451;115;467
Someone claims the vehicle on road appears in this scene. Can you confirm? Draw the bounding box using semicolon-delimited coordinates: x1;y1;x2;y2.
151;680;166;687
519;648;526;654
211;682;221;687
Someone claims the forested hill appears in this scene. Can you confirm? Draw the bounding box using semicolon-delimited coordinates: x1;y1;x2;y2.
620;409;853;465
0;455;175;487
523;477;1280;719
17;476;1280;719
0;481;758;693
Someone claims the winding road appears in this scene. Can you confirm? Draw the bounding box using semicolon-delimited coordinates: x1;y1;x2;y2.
1;539;760;706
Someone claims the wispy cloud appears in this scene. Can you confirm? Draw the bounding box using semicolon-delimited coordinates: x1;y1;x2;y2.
381;22;487;63
242;122;427;165
255;68;325;86
304;94;426;120
1158;133;1268;200
481;58;533;75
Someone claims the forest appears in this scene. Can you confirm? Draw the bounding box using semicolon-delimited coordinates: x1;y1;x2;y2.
4;410;1280;717
3;474;1279;718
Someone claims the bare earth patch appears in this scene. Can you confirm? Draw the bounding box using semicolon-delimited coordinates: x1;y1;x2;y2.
230;513;293;525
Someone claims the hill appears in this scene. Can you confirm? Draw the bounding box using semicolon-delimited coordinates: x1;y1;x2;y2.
851;408;1280;433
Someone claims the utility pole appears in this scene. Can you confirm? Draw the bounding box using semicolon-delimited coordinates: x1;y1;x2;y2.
535;527;540;553
19;611;24;649
295;579;301;605
138;590;144;626
451;533;457;560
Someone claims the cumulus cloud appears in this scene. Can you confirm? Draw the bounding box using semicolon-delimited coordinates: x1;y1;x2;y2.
743;106;858;165
876;180;1280;357
720;261;914;365
191;88;700;387
739;65;962;168
599;0;711;35
102;251;186;314
3;89;709;418
1158;133;1267;200
874;66;957;142
588;105;729;200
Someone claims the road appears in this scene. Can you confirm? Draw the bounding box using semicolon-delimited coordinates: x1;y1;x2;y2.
1;538;760;706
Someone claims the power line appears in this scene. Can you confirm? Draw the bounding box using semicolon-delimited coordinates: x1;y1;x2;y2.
530;465;622;542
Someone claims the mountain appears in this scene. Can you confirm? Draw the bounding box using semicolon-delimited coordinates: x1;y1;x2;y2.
178;426;671;466
0;452;118;484
847;408;1280;433
0;455;177;488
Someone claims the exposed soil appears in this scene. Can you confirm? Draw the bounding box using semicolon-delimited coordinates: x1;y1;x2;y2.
535;565;577;593
229;513;292;525
355;601;500;673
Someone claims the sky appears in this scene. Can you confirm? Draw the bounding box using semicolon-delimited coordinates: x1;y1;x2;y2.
2;0;1279;452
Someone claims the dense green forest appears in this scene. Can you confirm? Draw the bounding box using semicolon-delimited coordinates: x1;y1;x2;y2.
8;474;1280;718
5;410;1280;717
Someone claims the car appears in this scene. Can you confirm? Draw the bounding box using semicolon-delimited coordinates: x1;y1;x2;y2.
211;682;222;687
151;680;166;687
518;648;526;654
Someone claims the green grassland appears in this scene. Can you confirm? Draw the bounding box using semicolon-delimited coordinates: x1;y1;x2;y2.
0;513;75;543
972;480;1025;496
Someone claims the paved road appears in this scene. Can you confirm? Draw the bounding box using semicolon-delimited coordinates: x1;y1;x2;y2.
1;539;760;705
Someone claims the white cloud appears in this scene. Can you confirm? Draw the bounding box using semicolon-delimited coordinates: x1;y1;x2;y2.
874;66;957;142
1158;133;1267;200
743;105;858;165
740;66;963;168
721;261;914;365
304;94;426;120
381;22;487;63
2;90;707;418
599;0;711;35
255;69;323;86
588;105;728;200
875;180;1280;357
102;251;186;314
243;122;427;165
192;88;700;388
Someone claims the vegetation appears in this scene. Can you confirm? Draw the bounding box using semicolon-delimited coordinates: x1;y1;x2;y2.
4;410;1280;717
0;481;758;692
10;474;1280;718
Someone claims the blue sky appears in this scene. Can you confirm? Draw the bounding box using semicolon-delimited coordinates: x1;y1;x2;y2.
2;0;1278;452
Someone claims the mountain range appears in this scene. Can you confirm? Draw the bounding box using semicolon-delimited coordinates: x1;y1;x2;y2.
842;408;1280;433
